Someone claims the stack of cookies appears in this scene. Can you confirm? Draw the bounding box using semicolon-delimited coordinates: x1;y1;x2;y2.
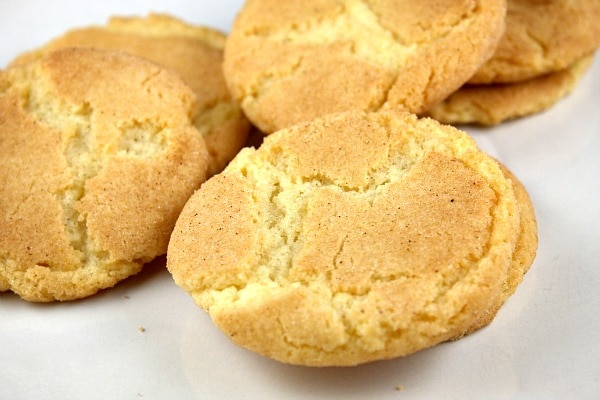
5;0;597;366
428;0;600;125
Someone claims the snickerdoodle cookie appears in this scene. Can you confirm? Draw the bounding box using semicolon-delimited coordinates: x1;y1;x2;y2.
11;13;250;176
427;55;594;125
0;48;208;301
167;110;536;366
469;0;600;84
223;0;507;133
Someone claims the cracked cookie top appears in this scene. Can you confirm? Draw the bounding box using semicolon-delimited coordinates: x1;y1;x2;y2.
468;0;600;84
223;0;507;133
10;13;250;177
0;48;209;301
167;110;525;366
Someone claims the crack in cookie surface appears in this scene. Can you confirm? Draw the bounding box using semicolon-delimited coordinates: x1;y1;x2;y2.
22;63;169;272
9;13;249;178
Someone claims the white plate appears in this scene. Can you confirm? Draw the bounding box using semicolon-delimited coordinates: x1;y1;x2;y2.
1;2;599;399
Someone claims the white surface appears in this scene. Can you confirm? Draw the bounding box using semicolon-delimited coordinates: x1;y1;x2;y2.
1;1;599;399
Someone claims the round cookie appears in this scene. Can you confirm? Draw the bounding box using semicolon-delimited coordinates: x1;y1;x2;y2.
11;13;250;176
469;0;600;84
167;110;528;366
223;0;507;133
427;55;594;126
0;48;209;302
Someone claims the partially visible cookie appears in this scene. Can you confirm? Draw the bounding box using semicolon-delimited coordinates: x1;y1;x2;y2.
427;55;594;126
167;110;533;366
469;0;600;84
0;48;209;301
223;0;506;133
11;13;250;176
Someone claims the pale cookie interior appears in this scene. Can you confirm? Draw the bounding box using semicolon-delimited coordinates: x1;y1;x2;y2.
168;111;522;366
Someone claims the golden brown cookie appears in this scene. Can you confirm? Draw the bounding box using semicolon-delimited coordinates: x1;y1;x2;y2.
223;0;507;133
469;0;600;84
427;55;594;126
11;13;250;176
0;48;209;302
167;110;534;366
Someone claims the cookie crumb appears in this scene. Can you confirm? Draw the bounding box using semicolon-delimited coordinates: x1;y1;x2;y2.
395;385;404;391
138;327;146;333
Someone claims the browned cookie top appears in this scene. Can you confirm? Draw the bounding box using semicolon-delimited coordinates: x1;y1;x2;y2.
223;0;507;133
